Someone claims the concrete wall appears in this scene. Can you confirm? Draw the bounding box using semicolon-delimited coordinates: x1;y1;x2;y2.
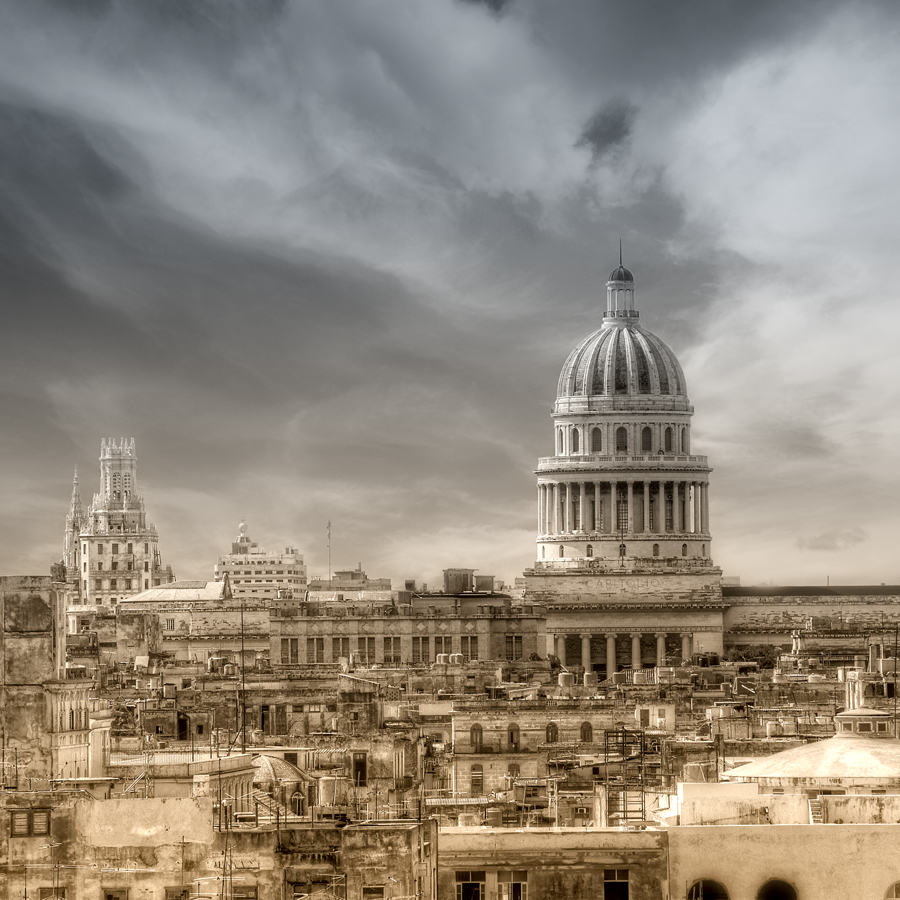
669;824;900;900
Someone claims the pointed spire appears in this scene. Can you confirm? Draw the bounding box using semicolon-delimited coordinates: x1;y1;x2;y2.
619;238;623;267
67;467;84;524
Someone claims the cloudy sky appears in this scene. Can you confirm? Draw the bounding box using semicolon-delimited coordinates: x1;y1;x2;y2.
2;0;900;588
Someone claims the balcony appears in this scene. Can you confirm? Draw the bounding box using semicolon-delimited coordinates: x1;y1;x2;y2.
537;453;708;473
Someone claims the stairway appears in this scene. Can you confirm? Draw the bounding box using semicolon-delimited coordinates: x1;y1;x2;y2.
808;798;824;824
248;788;293;820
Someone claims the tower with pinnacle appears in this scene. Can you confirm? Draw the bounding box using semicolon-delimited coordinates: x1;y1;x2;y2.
60;438;175;608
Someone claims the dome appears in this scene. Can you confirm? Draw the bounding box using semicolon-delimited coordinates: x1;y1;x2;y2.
608;264;634;283
557;320;687;403
252;754;314;788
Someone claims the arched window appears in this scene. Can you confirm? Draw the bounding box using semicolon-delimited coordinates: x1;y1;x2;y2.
757;881;797;900
688;882;729;900
571;427;580;453
701;543;706;556
885;883;900;899
507;763;520;778
557;430;564;455
470;724;483;751
558;545;564;558
546;722;558;743
470;764;484;795
508;724;520;751
586;545;593;557
616;426;628;452
664;426;673;452
652;544;660;557
580;721;593;743
682;544;687;557
541;546;545;558
681;427;688;453
641;426;652;452
591;427;602;453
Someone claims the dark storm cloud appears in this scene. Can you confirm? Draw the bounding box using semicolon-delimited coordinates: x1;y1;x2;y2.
576;100;636;161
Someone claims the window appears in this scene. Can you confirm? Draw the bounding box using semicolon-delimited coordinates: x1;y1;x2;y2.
461;635;478;662
652;544;660;557
505;635;523;661
682;544;687;557
885;882;900;898
434;636;451;656
616;426;628;452
470;724;483;751
412;636;430;664
557;430;564;455
111;561;118;571
580;721;593;743
358;636;376;664
508;763;520;778
10;809;50;836
586;544;593;557
591;427;602;452
508;724;520;751
98;543;104;554
165;618;175;631
384;636;401;665
105;891;128;900
571;427;580;453
307;637;324;663
362;889;384;900
143;561;149;572
164;891;190;900
127;542;133;553
664;426;673;452
546;722;558;743
757;881;796;900
97;561;103;571
333;637;350;659
558;545;564;558
456;871;486;900
498;872;527;900
144;543;149;553
351;751;367;787
470;764;484;795
641;426;652;452
701;543;706;556
687;882;728;900
112;543;119;554
95;579;103;591
231;890;258;900
604;869;629;900
39;891;65;900
109;578;117;590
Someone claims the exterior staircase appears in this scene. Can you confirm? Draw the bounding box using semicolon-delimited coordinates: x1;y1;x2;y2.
808;798;824;824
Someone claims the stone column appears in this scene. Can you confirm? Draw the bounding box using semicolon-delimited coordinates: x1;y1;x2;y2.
579;482;587;532
564;483;571;533
581;634;592;670
657;480;665;533
656;633;666;667
672;481;680;532
701;482;710;534
538;484;545;534
556;634;567;664
681;634;692;663
609;481;618;533
606;634;617;677
631;634;642;670
643;482;650;533
626;480;634;533
594;483;602;532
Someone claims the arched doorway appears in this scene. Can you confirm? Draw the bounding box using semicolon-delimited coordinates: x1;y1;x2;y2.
758;880;797;900
688;881;729;899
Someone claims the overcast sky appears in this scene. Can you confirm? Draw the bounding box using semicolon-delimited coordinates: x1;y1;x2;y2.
2;0;900;588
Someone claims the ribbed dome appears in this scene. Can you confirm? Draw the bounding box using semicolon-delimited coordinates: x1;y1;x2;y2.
608;264;634;282
557;321;687;402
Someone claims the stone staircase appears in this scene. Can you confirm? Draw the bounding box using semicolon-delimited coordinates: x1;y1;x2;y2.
808;798;824;824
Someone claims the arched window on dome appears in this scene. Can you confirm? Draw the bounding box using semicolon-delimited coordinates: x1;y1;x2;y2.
558;545;564;558
641;426;652;452
571;427;580;453
616;426;628;452
884;882;900;899
682;544;687;557
591;427;602;453
586;545;593;557
757;880;797;900
664;426;673;452
557;429;564;455
653;544;660;557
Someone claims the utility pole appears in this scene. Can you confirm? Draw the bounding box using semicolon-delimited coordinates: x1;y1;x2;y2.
327;521;333;590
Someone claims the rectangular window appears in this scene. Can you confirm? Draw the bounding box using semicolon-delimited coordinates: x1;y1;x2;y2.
144;580;149;589
505;635;523;661
111;561;118;571
306;637;324;663
412;636;430;664
10;809;50;836
384;636;401;665
112;543;119;554
97;561;103;571
362;889;384;900
95;579;103;591
358;636;375;664
461;636;479;662
165;619;175;631
105;891;128;900
39;890;65;900
164;891;190;900
98;543;104;554
109;578;117;590
144;543;149;553
333;637;350;660
604;869;629;900
455;871;486;900
127;542;133;553
351;751;367;787
498;872;528;900
435;636;452;656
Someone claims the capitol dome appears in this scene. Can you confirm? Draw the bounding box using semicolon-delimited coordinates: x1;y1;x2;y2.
557;321;687;403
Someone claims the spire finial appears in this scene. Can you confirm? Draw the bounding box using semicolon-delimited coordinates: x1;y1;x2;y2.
619;238;623;267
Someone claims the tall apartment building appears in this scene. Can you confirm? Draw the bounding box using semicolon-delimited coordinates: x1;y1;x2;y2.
61;438;174;608
213;520;307;599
